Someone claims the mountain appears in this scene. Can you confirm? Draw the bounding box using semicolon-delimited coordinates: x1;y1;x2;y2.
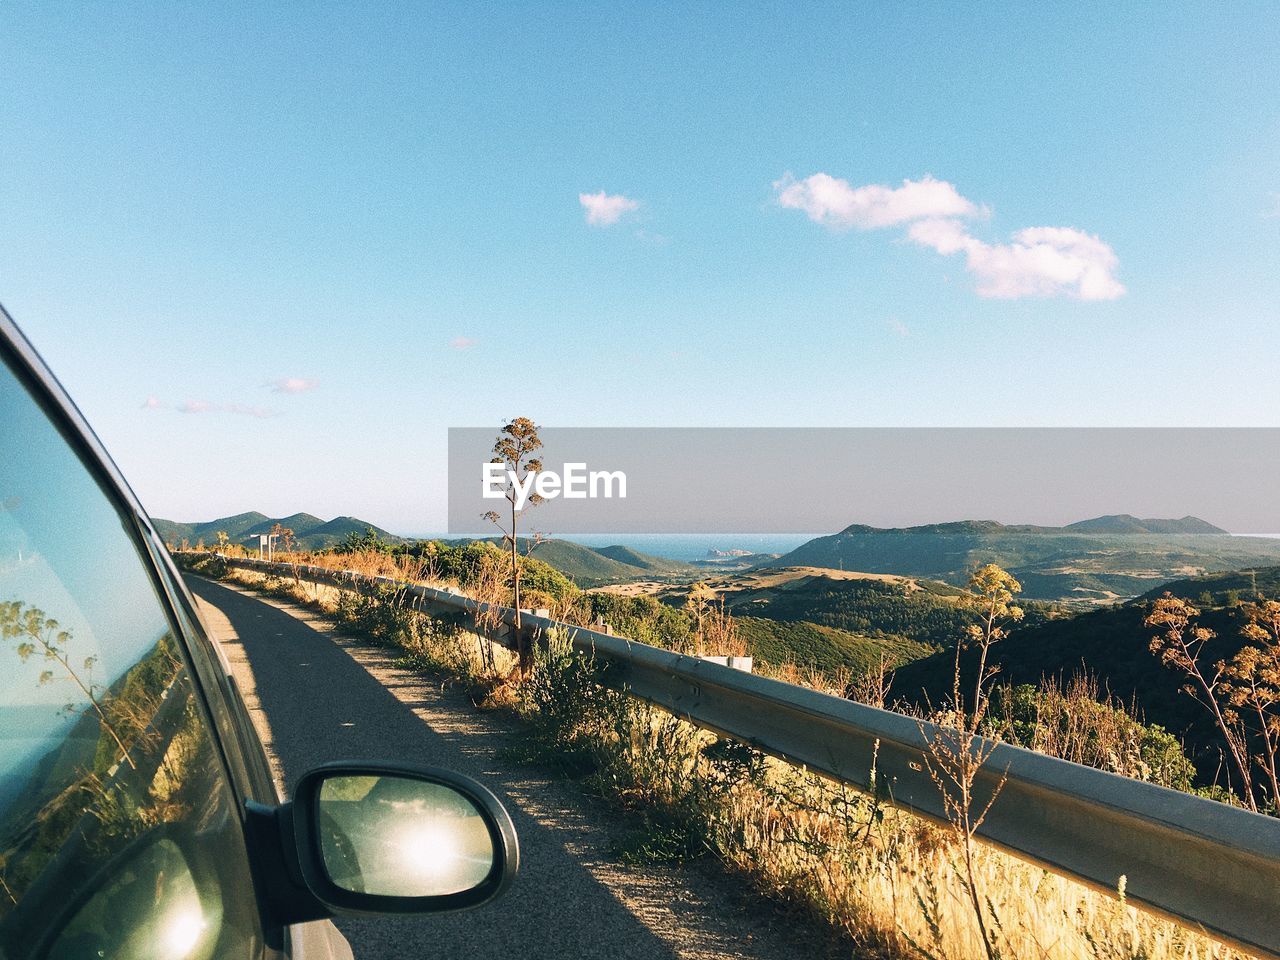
154;512;405;551
511;539;699;586
1064;515;1228;535
592;544;684;571
421;537;702;587
766;518;1280;603
154;511;270;545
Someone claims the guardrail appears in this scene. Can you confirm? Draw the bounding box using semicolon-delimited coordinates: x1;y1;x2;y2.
211;554;1280;958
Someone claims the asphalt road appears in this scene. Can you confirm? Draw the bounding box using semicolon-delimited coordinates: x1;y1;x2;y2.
187;575;841;960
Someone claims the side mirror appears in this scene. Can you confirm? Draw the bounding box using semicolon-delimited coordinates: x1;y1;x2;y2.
246;763;518;923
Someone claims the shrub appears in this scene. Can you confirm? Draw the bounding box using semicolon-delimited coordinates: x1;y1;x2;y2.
984;677;1198;792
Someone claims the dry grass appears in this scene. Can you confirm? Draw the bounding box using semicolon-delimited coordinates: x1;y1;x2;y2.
589;699;1251;960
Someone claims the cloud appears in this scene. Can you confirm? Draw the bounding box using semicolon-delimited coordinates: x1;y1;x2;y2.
773;173;979;230
579;190;640;227
887;318;912;338
270;377;318;394
908;219;1125;300
179;400;215;414
776;170;1123;301
141;396;165;410
1265;191;1280;219
448;336;477;350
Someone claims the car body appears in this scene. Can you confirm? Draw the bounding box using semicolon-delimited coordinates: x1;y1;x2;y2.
0;303;517;960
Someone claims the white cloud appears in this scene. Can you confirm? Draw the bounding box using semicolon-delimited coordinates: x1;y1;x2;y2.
908;219;1125;300
773;173;979;230
179;400;214;414
448;336;477;350
887;318;912;338
1265;191;1280;219
579;190;640;227
776;170;1124;301
141;396;164;410
270;377;318;394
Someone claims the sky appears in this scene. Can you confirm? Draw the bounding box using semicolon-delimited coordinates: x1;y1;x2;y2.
1;2;1278;534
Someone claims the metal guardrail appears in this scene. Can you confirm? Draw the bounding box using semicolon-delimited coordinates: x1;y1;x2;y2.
214;554;1280;958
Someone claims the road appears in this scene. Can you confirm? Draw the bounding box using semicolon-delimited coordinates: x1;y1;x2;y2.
187;575;842;960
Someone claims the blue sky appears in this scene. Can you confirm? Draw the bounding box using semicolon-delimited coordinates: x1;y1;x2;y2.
2;2;1278;533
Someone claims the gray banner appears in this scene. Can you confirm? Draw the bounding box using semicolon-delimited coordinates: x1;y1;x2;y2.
447;428;1280;534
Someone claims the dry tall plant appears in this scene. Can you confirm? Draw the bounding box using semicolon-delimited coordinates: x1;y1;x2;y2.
920;563;1023;960
466;550;515;677
845;654;894;709
684;584;747;657
1226;601;1280;806
1146;595;1260;809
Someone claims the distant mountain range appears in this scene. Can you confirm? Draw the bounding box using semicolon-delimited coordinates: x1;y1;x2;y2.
833;515;1228;537
160;509;1278;601
157;513;696;584
767;516;1280;602
153;511;404;551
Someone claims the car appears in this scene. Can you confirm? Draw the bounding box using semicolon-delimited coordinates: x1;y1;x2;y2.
0;301;520;960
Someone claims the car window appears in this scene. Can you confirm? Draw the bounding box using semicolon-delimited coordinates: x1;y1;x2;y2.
0;352;265;959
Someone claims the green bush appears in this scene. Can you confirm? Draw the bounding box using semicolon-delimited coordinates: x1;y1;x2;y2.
985;682;1198;792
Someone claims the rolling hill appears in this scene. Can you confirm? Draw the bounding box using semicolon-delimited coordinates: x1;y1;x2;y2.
615;566;1011;676
736;617;936;675
154;512;405;551
766;517;1280;603
702;567;977;645
1136;564;1280;604
509;538;699;586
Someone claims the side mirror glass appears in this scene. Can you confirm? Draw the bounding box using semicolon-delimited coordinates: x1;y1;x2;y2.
317;774;496;897
290;764;518;915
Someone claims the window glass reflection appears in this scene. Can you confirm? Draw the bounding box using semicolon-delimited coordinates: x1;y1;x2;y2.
0;354;260;958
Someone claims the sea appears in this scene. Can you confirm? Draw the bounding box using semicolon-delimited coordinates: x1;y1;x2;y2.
557;533;816;562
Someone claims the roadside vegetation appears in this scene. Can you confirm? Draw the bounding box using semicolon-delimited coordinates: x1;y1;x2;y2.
894;589;1280;805
1145;595;1280;813
177;544;1260;959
